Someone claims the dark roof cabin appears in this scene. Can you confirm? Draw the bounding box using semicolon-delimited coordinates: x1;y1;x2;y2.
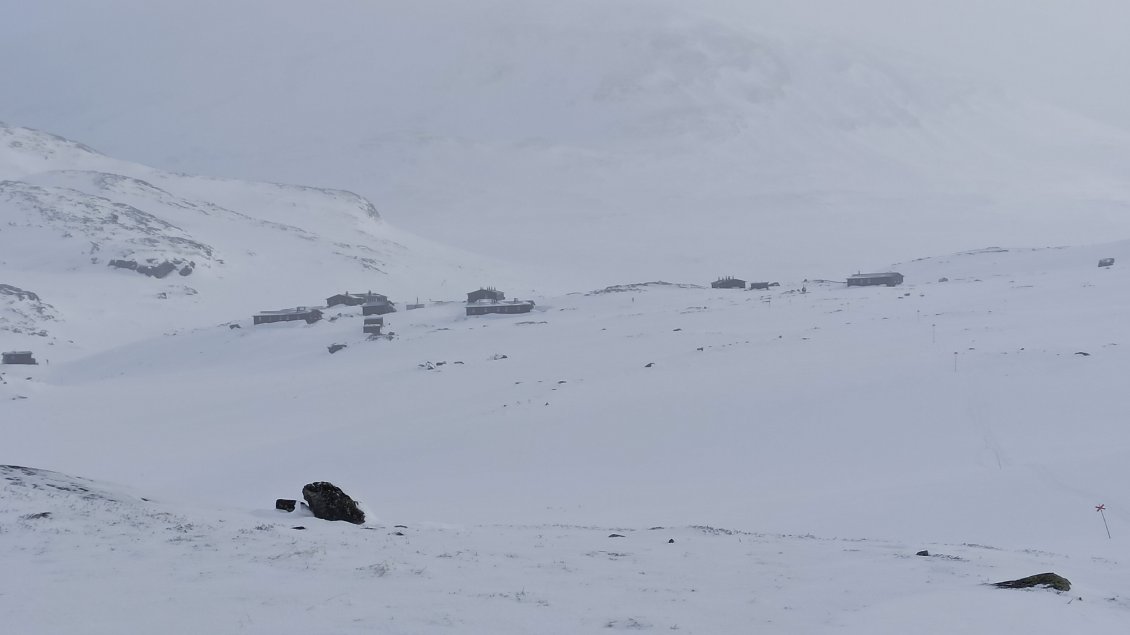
711;276;746;289
468;288;505;303
361;295;396;316
327;291;388;307
466;300;535;316
363;316;384;335
2;351;37;365
465;287;534;316
253;307;323;325
749;282;771;290
846;272;904;287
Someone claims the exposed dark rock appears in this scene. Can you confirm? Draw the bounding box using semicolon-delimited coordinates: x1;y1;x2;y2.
275;499;296;512
1075;351;1091;356
993;573;1071;592
110;259;187;279
916;550;929;557
0;284;41;302
327;344;347;354
668;538;675;544
609;533;625;538
291;526;306;530
20;511;51;520
137;261;177;278
301;481;365;524
644;362;654;367
228;324;241;329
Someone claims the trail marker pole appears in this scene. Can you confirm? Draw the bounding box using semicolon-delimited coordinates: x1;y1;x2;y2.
1097;504;1111;539
932;323;936;344
953;351;958;373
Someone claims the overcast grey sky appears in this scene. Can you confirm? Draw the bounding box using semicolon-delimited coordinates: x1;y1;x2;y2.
699;0;1130;127
2;0;1126;128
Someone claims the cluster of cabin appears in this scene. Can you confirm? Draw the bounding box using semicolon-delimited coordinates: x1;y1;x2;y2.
250;287;536;335
711;277;782;290
712;271;906;290
251;291;394;337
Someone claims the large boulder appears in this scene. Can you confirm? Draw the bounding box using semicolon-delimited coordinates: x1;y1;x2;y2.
301;481;365;524
992;573;1071;592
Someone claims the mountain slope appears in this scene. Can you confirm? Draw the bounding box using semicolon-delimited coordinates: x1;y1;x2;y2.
0;123;532;354
3;1;1130;284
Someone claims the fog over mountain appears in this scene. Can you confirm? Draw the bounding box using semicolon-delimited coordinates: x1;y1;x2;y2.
3;0;1129;285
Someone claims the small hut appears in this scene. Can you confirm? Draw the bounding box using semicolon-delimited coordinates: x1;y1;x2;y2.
363;316;384;335
1;351;37;365
253;307;323;325
467;288;506;303
361;295;396;316
711;277;746;289
846;272;904;287
466;300;535;316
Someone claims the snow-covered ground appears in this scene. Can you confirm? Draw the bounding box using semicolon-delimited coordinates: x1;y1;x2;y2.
4;241;1128;632
5;465;1125;634
3;3;1130;631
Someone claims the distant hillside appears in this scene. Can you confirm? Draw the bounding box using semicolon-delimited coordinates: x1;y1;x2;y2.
0;123;531;354
2;1;1130;283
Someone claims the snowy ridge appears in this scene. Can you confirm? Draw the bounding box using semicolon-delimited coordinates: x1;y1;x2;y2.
0;124;533;352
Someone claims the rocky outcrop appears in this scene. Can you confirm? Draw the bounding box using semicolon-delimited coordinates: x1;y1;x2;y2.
301;482;365;524
109;258;195;279
0;283;56;336
993;573;1071;592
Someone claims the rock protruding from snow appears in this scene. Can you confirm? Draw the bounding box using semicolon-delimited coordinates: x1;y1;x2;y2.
0;283;56;336
301;482;365;524
992;572;1071;592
